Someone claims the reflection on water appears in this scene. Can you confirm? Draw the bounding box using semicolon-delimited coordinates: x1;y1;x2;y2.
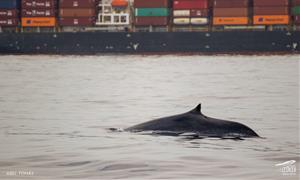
0;55;299;179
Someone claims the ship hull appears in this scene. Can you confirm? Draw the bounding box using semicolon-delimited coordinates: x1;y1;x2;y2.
0;31;299;54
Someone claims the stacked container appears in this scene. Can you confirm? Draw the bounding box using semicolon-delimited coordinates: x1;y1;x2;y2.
292;0;300;25
253;0;289;25
134;0;170;26
172;0;209;26
59;0;97;26
0;0;20;28
213;0;249;25
21;0;56;27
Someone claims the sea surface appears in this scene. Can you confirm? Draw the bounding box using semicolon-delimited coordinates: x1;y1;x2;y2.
0;55;299;180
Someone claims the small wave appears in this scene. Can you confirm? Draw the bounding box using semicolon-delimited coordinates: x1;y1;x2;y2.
0;161;18;167
58;161;93;167
107;128;124;132
99;163;149;172
124;130;248;140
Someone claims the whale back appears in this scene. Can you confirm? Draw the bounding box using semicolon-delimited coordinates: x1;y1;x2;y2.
125;104;259;138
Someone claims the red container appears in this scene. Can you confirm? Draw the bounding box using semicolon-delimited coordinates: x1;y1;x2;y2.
134;0;169;8
254;7;289;15
59;17;95;26
0;9;18;17
0;17;18;26
59;0;96;8
22;9;55;17
134;17;168;26
213;0;248;8
190;9;208;17
253;0;289;7
295;15;300;24
292;0;300;6
213;8;248;17
22;0;56;9
173;0;208;10
59;9;96;17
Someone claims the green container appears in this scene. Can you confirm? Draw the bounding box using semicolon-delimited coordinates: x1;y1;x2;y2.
135;8;169;17
292;6;300;15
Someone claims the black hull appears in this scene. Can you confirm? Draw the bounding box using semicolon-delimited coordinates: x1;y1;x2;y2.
0;31;299;54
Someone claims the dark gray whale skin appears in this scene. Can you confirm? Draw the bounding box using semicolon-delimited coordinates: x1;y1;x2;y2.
125;104;259;138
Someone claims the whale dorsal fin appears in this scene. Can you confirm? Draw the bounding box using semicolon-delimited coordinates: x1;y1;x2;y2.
190;104;202;114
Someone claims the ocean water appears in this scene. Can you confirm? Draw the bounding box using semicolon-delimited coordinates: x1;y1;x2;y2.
0;55;299;179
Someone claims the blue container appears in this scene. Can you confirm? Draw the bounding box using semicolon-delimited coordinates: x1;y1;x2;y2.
0;0;20;9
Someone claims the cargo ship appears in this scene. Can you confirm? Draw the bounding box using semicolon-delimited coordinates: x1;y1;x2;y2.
0;0;299;54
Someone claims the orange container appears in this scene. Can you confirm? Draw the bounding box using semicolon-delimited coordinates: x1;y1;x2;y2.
21;17;56;27
112;0;128;7
253;15;289;25
213;17;248;25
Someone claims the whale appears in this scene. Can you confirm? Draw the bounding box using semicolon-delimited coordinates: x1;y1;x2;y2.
125;104;259;138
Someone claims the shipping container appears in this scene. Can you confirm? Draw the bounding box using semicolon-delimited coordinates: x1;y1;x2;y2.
292;0;300;6
0;0;20;9
59;17;95;26
190;9;208;17
134;0;169;8
59;0;96;8
22;0;56;9
0;9;18;17
134;17;168;26
213;17;248;25
191;17;208;25
253;0;289;7
213;8;248;17
173;0;208;10
292;6;300;15
213;0;248;8
253;15;289;25
21;17;56;27
0;17;18;26
254;7;289;15
60;9;96;17
22;9;55;17
295;15;300;24
173;18;190;25
173;10;190;17
135;8;169;17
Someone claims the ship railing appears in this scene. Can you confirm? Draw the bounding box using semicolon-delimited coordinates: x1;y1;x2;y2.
96;13;130;26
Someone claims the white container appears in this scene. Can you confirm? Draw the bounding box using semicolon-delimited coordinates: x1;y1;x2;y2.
190;18;208;25
173;18;190;25
173;10;190;17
